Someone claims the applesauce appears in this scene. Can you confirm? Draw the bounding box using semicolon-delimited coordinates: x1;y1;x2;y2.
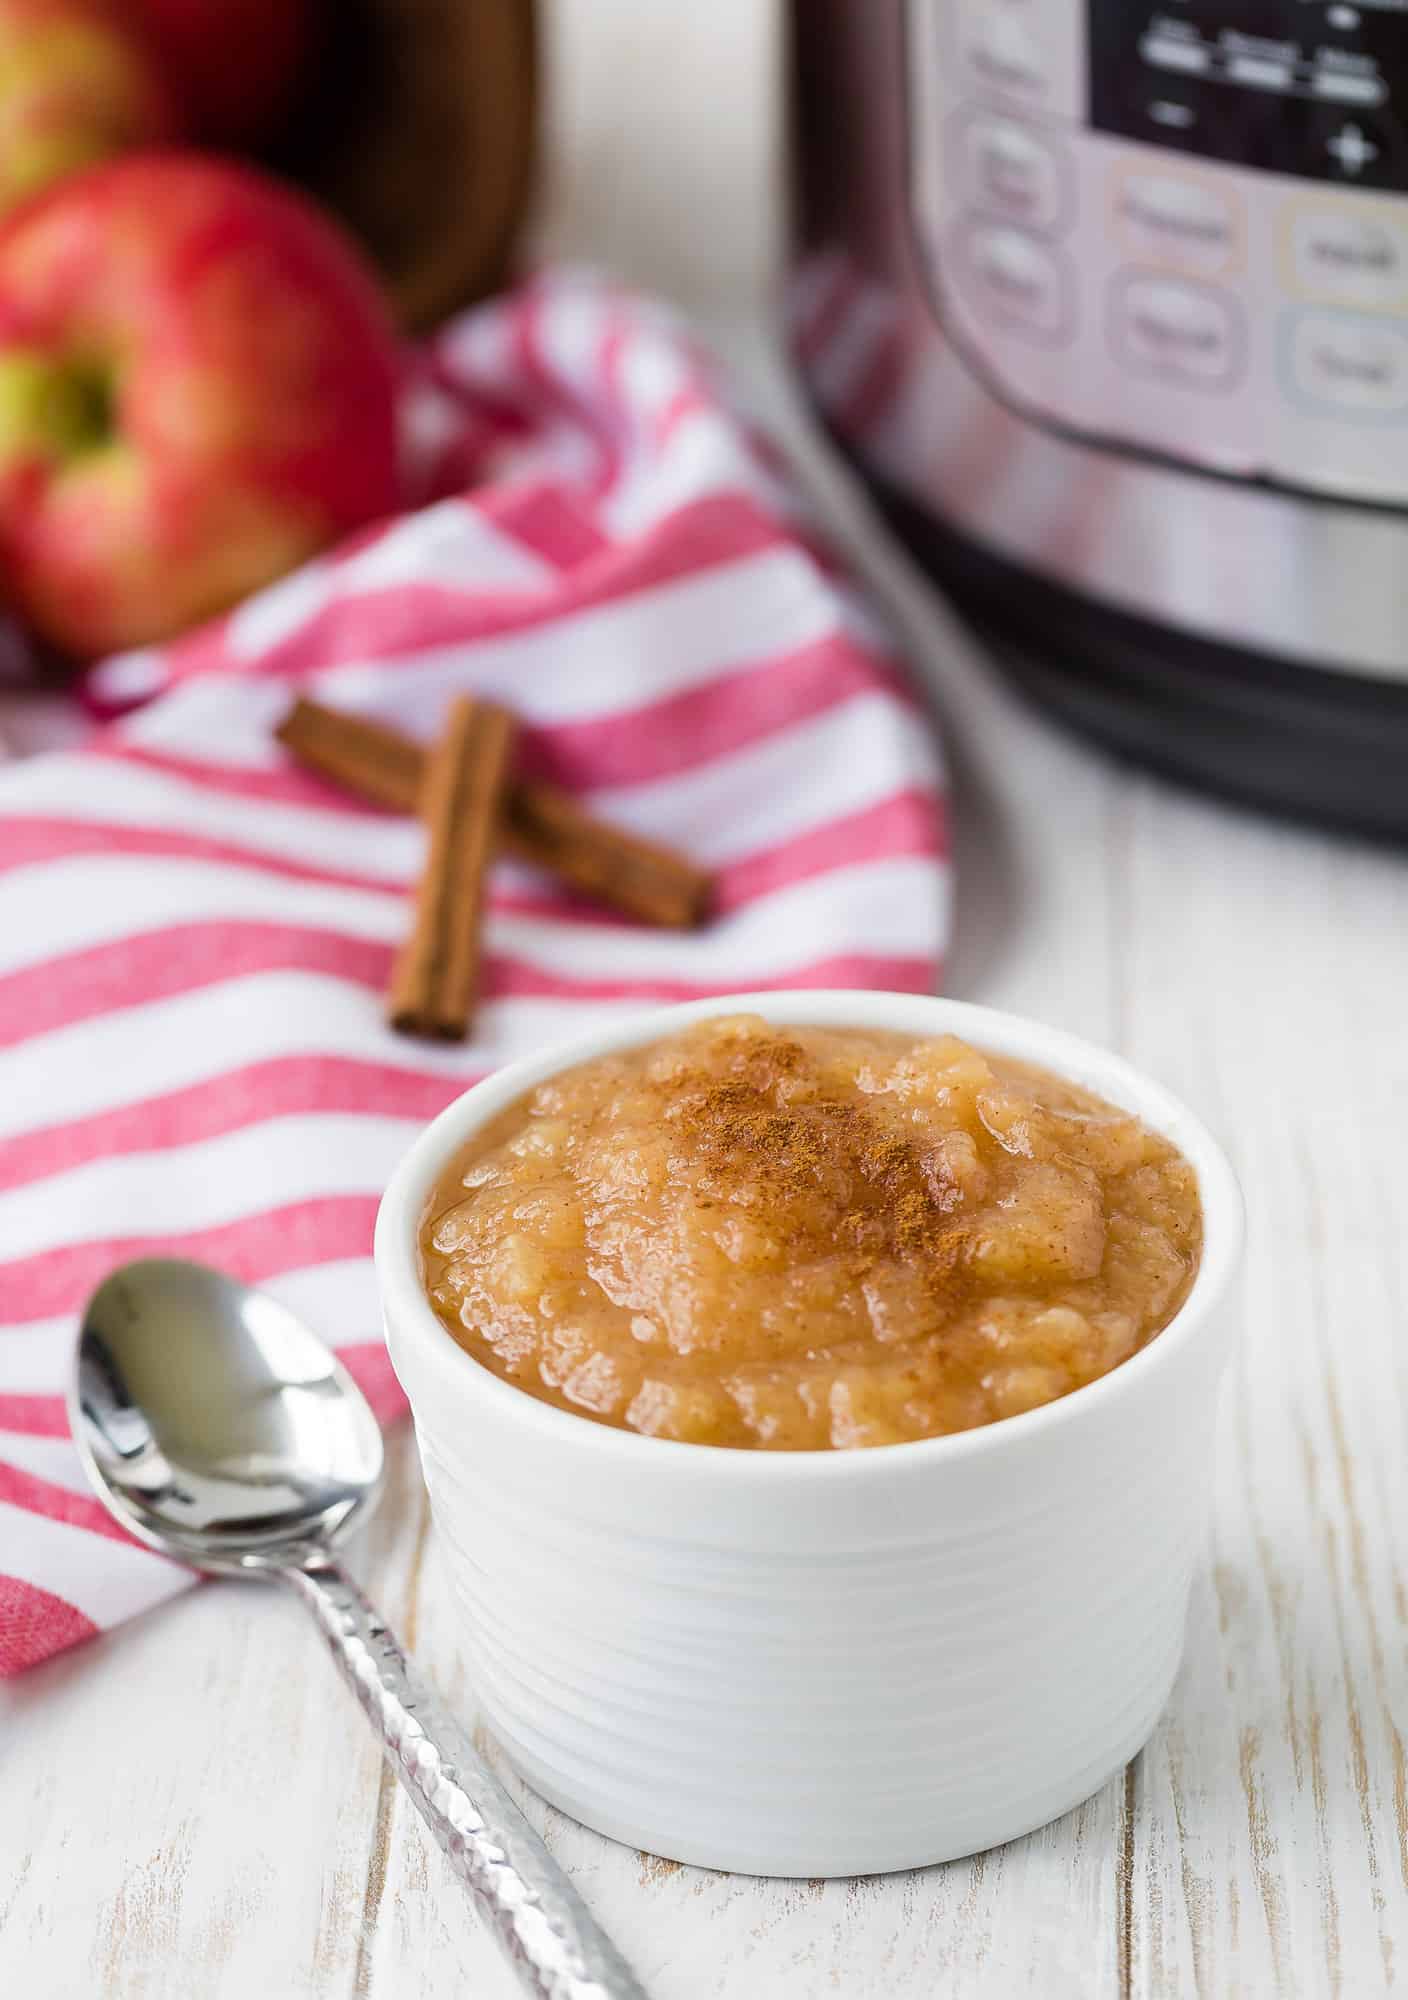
420;1016;1203;1450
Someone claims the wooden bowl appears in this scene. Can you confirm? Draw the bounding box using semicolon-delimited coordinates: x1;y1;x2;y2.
275;0;538;332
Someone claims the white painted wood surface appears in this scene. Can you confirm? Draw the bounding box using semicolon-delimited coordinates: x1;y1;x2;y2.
5;3;1408;1994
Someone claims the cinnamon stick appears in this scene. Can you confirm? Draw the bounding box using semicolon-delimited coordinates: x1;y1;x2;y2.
276;696;422;813
386;697;516;1040
276;696;711;929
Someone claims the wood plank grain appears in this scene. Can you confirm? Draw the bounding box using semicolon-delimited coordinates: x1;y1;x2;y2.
0;1446;405;1997
1115;780;1408;1997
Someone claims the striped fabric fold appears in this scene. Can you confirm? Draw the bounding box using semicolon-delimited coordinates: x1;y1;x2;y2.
0;270;949;1676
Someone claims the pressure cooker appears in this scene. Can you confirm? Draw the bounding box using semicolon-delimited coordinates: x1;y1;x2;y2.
788;2;1408;836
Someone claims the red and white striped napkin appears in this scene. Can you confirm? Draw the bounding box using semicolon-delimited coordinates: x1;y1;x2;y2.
0;271;949;1676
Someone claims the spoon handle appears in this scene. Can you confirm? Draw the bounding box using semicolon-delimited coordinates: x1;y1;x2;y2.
282;1557;650;2000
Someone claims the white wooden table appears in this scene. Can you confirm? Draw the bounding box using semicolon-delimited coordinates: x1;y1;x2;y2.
6;5;1408;1994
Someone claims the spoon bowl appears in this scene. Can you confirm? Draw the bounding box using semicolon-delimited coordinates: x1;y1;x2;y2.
72;1258;384;1572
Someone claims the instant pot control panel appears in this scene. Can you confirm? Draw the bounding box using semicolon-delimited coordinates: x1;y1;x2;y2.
909;0;1408;502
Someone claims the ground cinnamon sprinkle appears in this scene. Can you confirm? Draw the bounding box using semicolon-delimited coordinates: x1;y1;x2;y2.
421;1016;1203;1450
665;1057;972;1289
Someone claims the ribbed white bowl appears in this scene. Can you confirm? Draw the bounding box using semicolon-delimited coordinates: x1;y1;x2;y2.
375;992;1243;1877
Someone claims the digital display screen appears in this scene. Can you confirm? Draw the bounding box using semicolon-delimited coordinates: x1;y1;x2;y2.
1089;1;1408;188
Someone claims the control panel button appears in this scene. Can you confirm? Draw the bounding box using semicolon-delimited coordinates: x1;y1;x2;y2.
1285;310;1408;415
1313;67;1387;111
947;1;1085;123
959;222;1073;342
967;12;1045;99
1111;274;1241;387
1286;204;1408;309
1113;169;1239;275
1140;26;1211;80
961;114;1069;231
1325;119;1382;177
1307;103;1408;192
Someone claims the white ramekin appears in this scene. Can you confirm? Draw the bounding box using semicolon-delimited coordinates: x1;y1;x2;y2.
375;992;1243;1878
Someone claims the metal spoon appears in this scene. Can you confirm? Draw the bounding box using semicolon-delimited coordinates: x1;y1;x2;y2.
70;1256;650;2000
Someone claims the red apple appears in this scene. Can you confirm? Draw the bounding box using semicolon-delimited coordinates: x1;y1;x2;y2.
0;0;176;220
134;0;312;148
0;152;400;657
